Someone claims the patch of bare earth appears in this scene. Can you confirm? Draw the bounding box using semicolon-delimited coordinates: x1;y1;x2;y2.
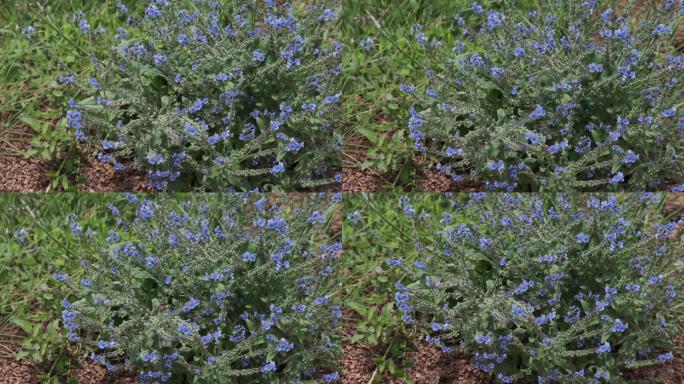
0;325;37;384
412;155;482;193
78;160;151;192
0;359;39;384
624;334;684;383
0;125;51;192
70;359;136;384
342;135;388;192
339;341;490;384
0;122;152;192
342;134;482;193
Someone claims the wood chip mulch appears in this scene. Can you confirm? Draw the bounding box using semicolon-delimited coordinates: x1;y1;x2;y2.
77;160;151;192
624;334;684;384
342;134;389;192
0;125;51;192
342;134;482;193
70;359;136;384
0;359;39;384
0;124;152;192
339;341;491;384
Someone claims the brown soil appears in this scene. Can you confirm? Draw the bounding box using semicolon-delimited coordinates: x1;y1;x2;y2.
0;359;39;384
77;159;150;192
0;324;38;384
624;334;684;384
342;134;481;193
0;124;151;192
0;125;51;192
339;341;491;384
342;135;389;192
70;359;136;384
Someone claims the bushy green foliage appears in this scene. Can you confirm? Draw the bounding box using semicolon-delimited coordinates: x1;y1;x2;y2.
338;0;473;182
0;194;129;382
404;0;684;191
387;193;683;383
1;1;131;190
59;0;342;191
49;193;342;383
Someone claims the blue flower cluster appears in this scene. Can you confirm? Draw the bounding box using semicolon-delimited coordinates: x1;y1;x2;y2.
387;192;682;382
60;0;342;191
402;0;684;191
50;193;341;382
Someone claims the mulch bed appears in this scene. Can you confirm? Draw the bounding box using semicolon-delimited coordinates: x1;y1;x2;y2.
339;341;491;384
342;134;481;193
0;124;150;193
624;334;684;383
0;125;51;192
339;335;684;384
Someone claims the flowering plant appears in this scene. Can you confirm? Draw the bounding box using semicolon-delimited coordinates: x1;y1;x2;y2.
403;0;684;191
60;0;342;191
51;193;342;383
389;193;683;382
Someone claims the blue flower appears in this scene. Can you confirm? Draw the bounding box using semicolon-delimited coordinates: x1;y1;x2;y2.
261;361;276;373
657;352;673;363
529;105;546;120
252;49;266;62
320;9;337;21
488;160;505;172
275;339;293;352
177;322;192;336
487;10;503;30
182;297;200;313
324;94;341;104
596;342;610;354
622;151;639;164
242;251;256;262
511;304;526;317
611;319;628;333
652;24;672;36
21;25;35;40
576;232;590;244
608;172;624;185
51;274;69;282
139;200;156;219
184;123;198;136
140;351;158;362
471;1;484;14
270;161;285;175
147;154;164;165
662;108;676;117
153;54;168;66
588;63;603;73
116;2;128;14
